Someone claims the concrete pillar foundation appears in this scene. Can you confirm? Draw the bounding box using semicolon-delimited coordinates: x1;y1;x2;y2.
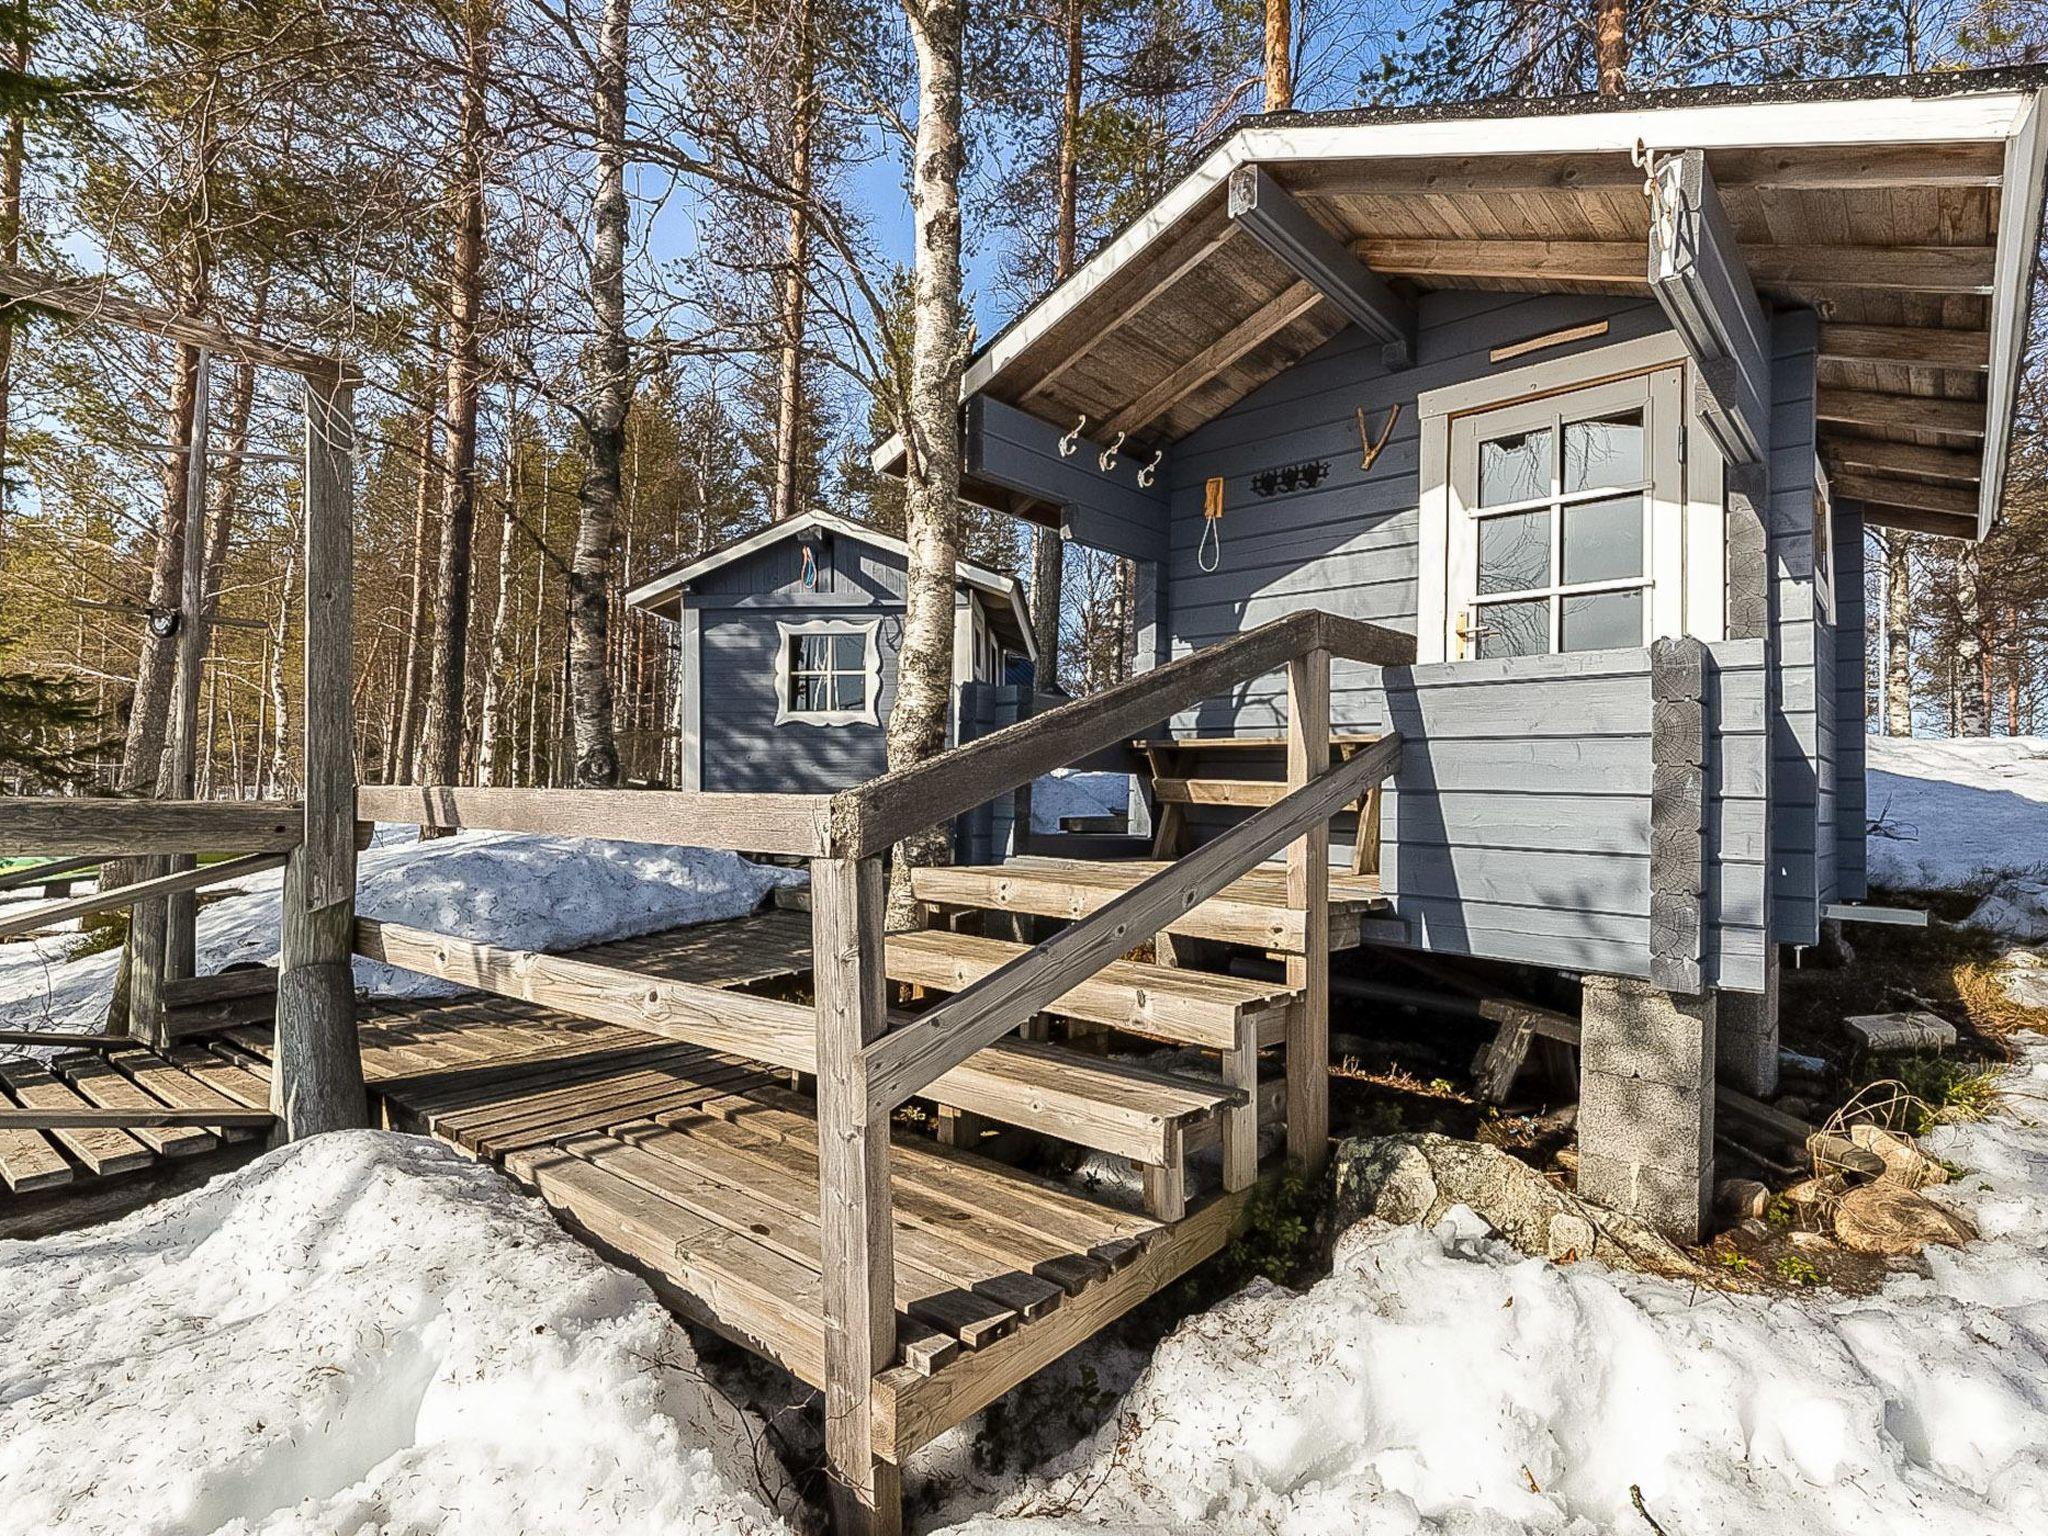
1578;974;1716;1243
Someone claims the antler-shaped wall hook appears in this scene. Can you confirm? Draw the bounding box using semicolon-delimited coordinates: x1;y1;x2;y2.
1356;403;1401;473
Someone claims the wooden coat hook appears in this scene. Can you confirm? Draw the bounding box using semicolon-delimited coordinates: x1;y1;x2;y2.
1356;403;1400;473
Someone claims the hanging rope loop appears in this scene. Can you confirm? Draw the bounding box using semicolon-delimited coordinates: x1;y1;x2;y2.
1198;476;1225;574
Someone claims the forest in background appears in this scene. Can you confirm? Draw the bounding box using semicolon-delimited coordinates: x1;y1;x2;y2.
0;0;2045;802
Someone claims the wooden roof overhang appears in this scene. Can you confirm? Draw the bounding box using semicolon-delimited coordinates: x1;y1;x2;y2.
918;70;2048;543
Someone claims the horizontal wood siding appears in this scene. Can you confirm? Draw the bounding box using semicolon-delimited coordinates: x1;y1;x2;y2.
1767;309;1825;944
1834;502;1869;902
698;610;901;794
1379;646;1765;989
1706;639;1770;993
1384;647;1769;987
1160;290;1670;738
953;683;1027;863
694;526;902;601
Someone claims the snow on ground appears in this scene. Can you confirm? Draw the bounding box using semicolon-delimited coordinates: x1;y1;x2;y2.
1029;771;1129;834
1867;735;2048;891
0;1131;797;1536
935;1038;2048;1536
0;828;799;1035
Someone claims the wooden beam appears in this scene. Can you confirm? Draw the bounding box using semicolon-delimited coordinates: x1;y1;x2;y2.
1284;648;1332;1171
962;395;1169;563
1817;323;1991;371
1648;150;1768;465
1979;87;2048;536
1821;438;1983;484
1826;470;1979;520
0;849;285;941
0;262;358;383
1352;237;1996;294
1856;503;1978;539
0;800;302;856
1104;279;1324;439
860;734;1401;1120
1815;388;1986;436
0;854;99;891
275;379;365;1139
1280;143;2005;199
1227;164;1415;365
0;1106;275;1131
825;610;1412;859
811;855;901;1535
355;918;819;1072
355;784;836;859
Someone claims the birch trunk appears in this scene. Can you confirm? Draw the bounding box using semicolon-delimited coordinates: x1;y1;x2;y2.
1884;531;1913;735
884;0;967;925
477;395;520;785
566;0;629;788
770;0;817;526
267;540;296;795
420;7;490;790
1956;545;1988;735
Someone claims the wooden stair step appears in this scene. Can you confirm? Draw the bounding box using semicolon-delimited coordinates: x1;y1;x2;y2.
912;856;1381;952
887;928;1294;1050
927;1036;1240;1167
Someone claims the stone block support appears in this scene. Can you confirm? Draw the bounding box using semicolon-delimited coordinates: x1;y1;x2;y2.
1716;943;1780;1098
1578;975;1716;1243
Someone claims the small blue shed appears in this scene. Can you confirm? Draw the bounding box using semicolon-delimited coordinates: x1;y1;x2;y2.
625;510;1037;794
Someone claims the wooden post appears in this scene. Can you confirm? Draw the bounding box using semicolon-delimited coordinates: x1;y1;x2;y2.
127;855;172;1046
811;853;900;1535
273;378;366;1139
164;349;212;988
1285;646;1331;1171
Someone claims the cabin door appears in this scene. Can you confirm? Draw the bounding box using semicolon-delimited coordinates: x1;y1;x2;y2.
1444;365;1688;661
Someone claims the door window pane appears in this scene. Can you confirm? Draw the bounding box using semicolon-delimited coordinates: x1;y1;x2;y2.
1563;410;1643;492
1474;599;1547;659
1560;588;1644;652
1479;427;1551;507
1477;508;1551;595
1561;495;1645;584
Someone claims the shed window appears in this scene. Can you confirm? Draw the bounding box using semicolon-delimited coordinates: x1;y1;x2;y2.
774;619;881;726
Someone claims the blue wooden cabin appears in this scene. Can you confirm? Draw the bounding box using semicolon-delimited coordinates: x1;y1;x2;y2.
874;70;2048;1235
625;509;1036;795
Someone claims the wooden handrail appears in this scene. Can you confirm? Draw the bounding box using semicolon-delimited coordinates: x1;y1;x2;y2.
824;610;1412;858
0;855;100;892
355;785;836;858
860;732;1402;1119
0;850;286;940
0;799;303;857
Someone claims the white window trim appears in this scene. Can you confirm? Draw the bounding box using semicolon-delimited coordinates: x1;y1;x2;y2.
1813;458;1837;625
1418;331;1726;664
774;617;882;727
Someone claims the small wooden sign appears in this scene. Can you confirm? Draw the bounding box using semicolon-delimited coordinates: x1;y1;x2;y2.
1490;319;1610;365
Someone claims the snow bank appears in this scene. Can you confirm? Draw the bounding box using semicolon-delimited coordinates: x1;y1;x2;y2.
0;1131;796;1536
1867;735;2048;892
942;1040;2048;1536
1030;771;1128;834
0;829;799;1034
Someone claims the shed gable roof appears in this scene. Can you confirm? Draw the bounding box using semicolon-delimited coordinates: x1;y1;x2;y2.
908;67;2048;541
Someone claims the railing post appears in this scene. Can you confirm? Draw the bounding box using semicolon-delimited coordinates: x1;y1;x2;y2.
1285;645;1332;1171
128;857;172;1046
812;853;900;1535
274;377;365;1140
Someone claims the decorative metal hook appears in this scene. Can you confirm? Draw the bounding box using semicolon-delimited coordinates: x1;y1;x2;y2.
1137;449;1163;489
1058;414;1088;458
1097;431;1126;474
